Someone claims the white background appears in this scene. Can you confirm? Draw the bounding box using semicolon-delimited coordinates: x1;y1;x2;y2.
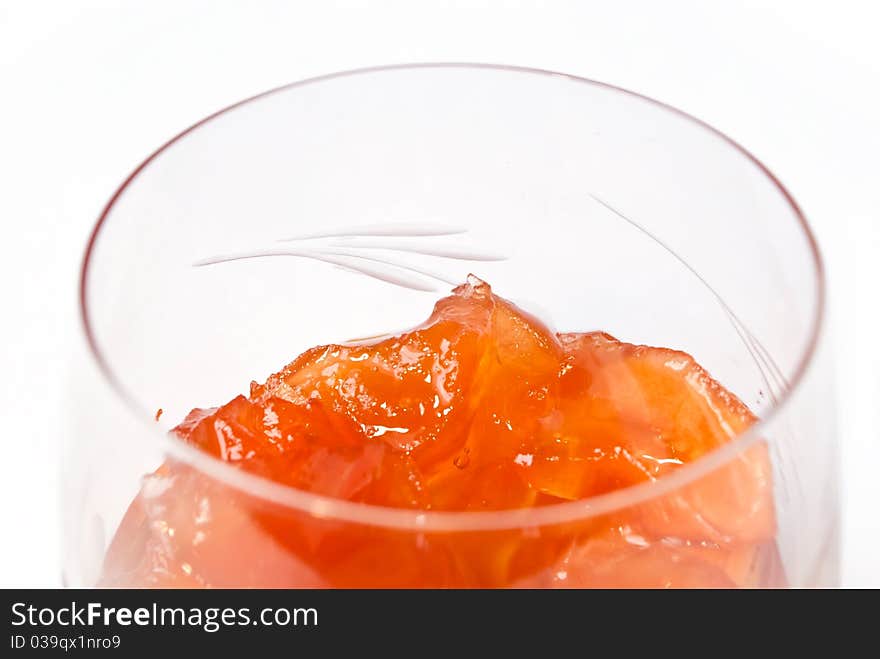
1;0;878;587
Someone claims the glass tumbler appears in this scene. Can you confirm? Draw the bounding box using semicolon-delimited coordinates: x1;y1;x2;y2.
65;64;837;588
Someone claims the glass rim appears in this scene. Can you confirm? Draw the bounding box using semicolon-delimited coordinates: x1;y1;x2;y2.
79;62;826;532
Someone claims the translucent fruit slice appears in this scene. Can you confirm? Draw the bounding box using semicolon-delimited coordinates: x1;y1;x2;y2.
249;276;496;473
426;294;564;508
518;526;786;589
177;395;400;504
525;332;775;543
465;296;564;462
518;526;734;588
100;463;325;588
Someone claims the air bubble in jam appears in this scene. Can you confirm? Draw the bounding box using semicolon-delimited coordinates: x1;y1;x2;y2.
101;277;782;587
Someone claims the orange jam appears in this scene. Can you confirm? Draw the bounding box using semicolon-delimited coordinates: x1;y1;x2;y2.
101;277;780;587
